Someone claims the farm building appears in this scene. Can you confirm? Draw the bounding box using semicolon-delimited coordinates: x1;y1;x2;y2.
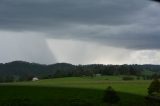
95;74;102;77
32;77;39;81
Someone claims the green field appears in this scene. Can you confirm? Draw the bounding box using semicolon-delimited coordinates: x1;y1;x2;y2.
0;76;151;106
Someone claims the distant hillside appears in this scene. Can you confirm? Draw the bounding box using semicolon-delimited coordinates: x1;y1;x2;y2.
0;61;75;82
0;61;160;82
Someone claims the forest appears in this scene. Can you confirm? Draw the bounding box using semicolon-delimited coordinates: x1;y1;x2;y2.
0;61;160;82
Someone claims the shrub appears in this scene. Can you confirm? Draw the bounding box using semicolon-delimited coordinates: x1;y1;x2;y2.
148;79;160;95
103;86;120;105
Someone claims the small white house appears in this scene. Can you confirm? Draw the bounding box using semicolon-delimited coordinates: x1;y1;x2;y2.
32;77;39;81
95;74;102;77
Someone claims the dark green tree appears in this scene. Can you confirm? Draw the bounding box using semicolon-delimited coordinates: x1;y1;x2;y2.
148;79;160;95
103;86;120;105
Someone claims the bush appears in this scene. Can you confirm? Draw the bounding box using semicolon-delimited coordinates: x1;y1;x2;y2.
136;76;141;80
148;79;160;95
103;86;120;105
122;76;134;80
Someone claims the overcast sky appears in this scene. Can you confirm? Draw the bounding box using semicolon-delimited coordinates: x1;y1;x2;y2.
0;0;160;64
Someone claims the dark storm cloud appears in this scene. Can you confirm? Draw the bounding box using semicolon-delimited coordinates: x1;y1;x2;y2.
0;0;148;28
0;0;160;50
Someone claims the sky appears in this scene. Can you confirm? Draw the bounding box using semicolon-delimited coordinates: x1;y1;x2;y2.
0;0;160;64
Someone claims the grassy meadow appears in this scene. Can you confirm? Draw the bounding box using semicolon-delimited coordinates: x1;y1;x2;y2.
0;76;152;106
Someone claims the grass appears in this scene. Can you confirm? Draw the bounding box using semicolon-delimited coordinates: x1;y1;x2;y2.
0;76;152;106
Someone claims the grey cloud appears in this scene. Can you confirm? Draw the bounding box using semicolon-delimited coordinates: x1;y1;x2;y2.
46;22;160;50
0;0;160;50
0;0;149;30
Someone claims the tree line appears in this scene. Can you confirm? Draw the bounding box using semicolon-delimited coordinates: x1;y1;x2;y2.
0;61;160;82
